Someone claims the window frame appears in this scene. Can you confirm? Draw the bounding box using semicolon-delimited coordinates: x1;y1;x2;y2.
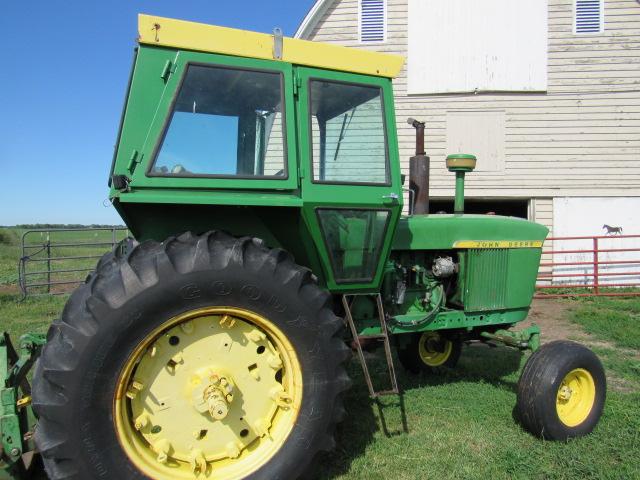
146;61;291;181
307;77;391;187
315;207;392;284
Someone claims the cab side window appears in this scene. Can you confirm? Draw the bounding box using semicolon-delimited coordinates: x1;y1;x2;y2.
309;80;388;185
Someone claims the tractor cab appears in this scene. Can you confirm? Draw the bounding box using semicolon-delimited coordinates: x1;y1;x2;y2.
109;15;404;291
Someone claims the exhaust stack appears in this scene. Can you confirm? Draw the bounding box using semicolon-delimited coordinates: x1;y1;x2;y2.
407;118;429;215
446;154;477;214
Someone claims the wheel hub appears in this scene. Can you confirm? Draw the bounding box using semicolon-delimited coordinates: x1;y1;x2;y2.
418;332;452;367
557;385;572;402
556;368;595;427
114;307;302;479
191;373;234;420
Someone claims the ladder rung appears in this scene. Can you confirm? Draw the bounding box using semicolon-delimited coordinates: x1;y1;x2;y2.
342;293;399;398
357;334;387;340
372;389;399;398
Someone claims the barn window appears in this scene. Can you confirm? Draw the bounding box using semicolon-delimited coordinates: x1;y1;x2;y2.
359;0;386;43
446;111;506;173
574;0;603;34
407;0;547;94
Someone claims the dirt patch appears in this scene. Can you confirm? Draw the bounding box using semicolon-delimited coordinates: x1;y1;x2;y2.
0;284;19;295
524;299;620;351
523;299;586;344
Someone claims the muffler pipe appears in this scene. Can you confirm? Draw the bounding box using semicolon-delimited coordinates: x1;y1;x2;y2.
407;118;429;215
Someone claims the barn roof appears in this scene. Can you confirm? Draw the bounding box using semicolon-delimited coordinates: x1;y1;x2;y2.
295;0;337;39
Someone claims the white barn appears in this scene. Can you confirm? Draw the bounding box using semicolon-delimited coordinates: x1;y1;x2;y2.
295;0;640;242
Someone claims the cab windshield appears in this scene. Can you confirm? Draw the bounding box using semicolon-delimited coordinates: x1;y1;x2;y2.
150;64;286;178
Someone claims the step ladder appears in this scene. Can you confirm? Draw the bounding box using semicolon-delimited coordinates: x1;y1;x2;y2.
342;293;399;398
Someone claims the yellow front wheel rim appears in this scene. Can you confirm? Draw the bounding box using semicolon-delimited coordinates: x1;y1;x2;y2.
556;368;596;427
114;307;302;479
418;332;452;367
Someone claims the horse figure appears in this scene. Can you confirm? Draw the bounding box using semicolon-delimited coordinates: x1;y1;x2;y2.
603;224;623;235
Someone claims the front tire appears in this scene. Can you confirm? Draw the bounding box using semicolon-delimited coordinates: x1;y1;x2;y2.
397;331;462;374
33;231;350;479
516;340;605;440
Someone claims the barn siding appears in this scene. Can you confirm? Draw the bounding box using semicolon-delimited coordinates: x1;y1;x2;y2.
531;197;554;282
303;0;640;201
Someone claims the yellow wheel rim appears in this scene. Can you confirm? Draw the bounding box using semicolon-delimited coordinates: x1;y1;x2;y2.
114;307;302;479
556;368;596;427
418;332;452;367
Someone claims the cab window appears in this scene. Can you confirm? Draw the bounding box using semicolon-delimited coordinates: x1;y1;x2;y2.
317;209;390;282
150;64;286;178
309;80;388;185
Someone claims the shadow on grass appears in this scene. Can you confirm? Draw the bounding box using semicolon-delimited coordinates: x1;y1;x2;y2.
313;343;524;479
399;343;524;393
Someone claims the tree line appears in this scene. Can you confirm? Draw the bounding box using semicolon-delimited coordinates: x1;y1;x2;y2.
9;224;125;229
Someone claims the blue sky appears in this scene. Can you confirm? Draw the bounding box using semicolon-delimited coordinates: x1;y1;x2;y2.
0;0;314;225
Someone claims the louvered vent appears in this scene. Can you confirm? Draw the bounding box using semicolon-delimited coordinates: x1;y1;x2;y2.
575;0;603;34
360;0;385;42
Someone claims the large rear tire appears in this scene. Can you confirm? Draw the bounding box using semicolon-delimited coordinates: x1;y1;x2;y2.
33;231;350;479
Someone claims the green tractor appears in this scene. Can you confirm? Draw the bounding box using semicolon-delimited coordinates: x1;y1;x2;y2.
1;15;606;480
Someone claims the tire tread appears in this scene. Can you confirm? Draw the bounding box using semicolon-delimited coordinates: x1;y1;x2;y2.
34;231;348;480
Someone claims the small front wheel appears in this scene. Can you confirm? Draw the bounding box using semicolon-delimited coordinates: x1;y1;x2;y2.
397;332;462;374
516;340;606;440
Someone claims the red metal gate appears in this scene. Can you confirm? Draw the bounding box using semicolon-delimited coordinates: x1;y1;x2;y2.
536;234;640;298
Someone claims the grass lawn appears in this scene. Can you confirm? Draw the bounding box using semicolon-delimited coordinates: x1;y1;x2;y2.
569;296;640;350
1;229;639;479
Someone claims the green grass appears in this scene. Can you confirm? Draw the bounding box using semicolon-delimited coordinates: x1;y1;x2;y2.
0;227;21;285
0;293;66;338
315;347;640;480
1;230;639;479
570;296;640;350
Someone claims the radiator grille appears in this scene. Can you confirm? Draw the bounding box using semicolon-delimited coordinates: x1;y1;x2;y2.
464;249;509;311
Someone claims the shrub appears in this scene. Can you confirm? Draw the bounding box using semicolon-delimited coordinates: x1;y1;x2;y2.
0;228;18;245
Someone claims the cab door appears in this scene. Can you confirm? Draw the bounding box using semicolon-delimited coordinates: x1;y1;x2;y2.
296;67;403;292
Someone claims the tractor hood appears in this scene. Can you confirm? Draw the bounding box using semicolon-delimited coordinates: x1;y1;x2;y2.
392;214;549;251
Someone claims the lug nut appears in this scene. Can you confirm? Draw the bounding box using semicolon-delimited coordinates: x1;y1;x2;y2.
180;321;194;334
246;329;266;343
134;414;149;431
267;354;282;369
154;439;171;464
190;448;207;473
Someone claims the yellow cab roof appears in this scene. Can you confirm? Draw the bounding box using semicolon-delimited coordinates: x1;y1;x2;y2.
138;14;405;79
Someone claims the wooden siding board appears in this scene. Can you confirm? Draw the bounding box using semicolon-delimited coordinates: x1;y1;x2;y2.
304;0;640;204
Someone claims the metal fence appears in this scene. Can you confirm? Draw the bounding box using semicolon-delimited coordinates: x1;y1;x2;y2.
536;234;640;298
17;228;639;299
18;227;129;297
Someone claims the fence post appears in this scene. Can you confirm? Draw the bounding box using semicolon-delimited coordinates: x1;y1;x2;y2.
46;231;51;294
593;237;599;295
